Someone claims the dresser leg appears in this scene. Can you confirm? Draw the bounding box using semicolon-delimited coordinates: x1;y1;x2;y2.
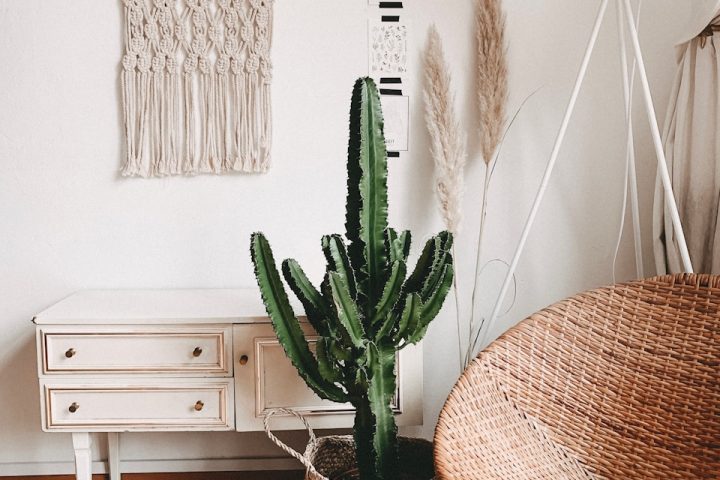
71;432;92;480
108;432;121;480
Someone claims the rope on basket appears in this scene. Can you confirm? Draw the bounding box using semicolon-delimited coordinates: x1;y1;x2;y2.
263;408;327;480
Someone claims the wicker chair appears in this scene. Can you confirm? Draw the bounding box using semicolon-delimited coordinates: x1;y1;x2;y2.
434;274;719;479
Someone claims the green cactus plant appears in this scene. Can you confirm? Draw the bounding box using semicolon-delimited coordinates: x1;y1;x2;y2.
250;77;454;480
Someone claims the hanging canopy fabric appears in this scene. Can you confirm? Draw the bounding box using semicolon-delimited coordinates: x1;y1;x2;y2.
653;5;720;274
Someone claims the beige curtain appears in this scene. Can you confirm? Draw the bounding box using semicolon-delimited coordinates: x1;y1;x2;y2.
653;7;720;274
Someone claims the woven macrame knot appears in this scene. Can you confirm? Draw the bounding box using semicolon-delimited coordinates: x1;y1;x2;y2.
216;55;230;74
256;9;269;27
245;53;259;73
159;37;173;54
231;57;242;74
225;38;238;54
184;55;198;73
190;37;206;55
261;59;271;81
123;54;137;71
255;38;269;56
129;8;144;25
158;9;171;26
166;57;178;74
152;55;166;72
130;37;145;54
225;10;238;28
208;26;220;43
192;10;206;26
176;25;189;42
146;23;159;40
137;53;152;72
241;24;252;43
131;24;144;40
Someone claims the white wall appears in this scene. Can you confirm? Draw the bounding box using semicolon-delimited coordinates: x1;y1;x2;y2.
0;0;692;474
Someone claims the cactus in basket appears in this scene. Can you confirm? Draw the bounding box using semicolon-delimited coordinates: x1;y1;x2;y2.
250;77;454;480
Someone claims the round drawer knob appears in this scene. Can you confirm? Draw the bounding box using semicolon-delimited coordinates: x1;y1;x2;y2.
194;401;204;412
65;348;76;358
239;355;249;366
68;403;79;413
192;347;203;357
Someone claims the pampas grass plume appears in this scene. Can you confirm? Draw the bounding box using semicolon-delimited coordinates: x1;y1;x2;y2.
423;25;467;235
475;0;508;165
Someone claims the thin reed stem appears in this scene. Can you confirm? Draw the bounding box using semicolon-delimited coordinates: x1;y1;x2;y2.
451;244;464;373
466;164;492;367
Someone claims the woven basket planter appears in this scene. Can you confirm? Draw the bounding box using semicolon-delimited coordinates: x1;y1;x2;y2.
265;408;434;480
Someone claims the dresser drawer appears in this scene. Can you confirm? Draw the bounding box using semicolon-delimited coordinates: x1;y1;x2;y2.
233;323;423;431
41;380;234;431
38;326;232;375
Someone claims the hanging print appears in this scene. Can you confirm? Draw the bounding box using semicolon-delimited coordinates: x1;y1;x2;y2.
120;0;274;177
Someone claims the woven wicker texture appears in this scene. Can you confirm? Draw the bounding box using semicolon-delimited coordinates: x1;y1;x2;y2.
434;274;720;479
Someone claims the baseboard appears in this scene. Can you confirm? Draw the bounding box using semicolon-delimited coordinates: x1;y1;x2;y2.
0;458;301;477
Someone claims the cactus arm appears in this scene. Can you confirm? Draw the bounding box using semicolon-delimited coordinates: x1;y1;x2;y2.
316;338;342;383
385;229;412;264
375;311;396;342
385;228;412;263
394;293;422;343
371;259;406;328
250;233;347;403
420;249;451;299
368;342;399;479
407;264;454;345
345;79;364;268
321;272;354;348
400;231;453;300
329;271;366;349
322;234;357;299
345;78;389;316
282;259;331;337
402;237;437;296
420;233;454;298
385;228;398;261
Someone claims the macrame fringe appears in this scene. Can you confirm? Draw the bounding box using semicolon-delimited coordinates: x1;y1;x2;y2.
120;0;273;177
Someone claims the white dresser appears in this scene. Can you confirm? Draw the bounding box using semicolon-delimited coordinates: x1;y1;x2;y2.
34;289;423;480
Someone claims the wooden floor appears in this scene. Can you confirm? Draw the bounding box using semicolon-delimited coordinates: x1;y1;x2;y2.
1;473;304;480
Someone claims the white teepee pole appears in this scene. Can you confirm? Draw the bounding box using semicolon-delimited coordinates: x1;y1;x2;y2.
616;0;644;278
481;0;610;345
621;0;694;273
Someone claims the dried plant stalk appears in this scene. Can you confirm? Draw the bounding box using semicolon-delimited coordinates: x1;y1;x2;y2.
475;0;508;165
467;0;509;366
423;25;467;372
423;25;467;235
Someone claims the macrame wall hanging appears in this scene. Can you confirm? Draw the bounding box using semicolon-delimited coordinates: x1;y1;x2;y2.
120;0;274;177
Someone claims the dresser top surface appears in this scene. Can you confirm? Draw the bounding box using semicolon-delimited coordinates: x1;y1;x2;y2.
33;289;303;325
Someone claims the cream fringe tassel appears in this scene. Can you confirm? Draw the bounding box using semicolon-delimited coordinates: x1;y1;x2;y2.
120;0;273;177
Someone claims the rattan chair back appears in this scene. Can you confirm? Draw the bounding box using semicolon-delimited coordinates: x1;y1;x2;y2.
434;274;720;479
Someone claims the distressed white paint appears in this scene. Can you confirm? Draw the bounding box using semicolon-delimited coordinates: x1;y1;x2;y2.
0;0;693;474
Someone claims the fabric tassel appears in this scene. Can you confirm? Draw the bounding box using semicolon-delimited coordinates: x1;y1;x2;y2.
120;0;274;177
